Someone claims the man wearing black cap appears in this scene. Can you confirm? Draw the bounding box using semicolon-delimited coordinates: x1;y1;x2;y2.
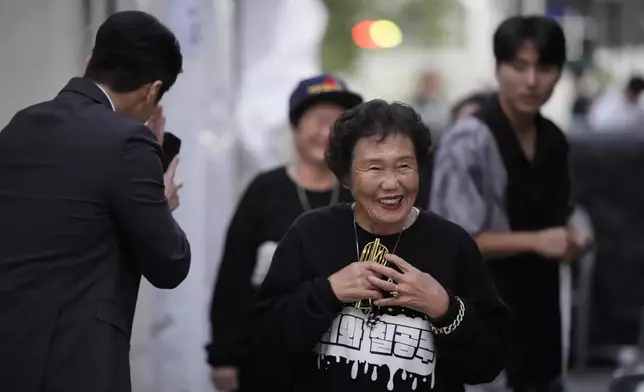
207;74;362;391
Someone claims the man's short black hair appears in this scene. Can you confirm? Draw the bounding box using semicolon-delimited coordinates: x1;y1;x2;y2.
84;11;183;101
493;15;566;68
325;100;431;183
627;76;644;96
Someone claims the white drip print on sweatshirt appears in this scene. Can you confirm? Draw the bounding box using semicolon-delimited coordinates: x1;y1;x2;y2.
314;306;436;390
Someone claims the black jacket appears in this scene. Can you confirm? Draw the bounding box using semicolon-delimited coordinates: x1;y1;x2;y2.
0;77;191;392
251;204;510;392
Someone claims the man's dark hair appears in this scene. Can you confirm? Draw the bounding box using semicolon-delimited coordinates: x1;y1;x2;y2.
325;100;431;182
493;15;566;68
626;76;644;96
84;11;183;101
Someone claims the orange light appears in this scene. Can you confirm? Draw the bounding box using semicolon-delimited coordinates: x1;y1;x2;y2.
352;19;403;50
351;20;377;49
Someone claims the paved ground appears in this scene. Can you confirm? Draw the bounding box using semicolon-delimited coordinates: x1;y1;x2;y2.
569;368;613;392
466;368;614;392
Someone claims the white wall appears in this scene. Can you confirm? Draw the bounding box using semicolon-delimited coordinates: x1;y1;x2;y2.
0;0;86;128
127;1;239;391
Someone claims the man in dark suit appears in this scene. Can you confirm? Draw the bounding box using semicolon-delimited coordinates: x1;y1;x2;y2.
0;11;191;392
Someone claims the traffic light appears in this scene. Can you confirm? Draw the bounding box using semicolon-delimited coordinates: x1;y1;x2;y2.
351;19;403;50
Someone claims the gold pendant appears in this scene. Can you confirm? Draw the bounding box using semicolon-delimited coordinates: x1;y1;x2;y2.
354;238;389;310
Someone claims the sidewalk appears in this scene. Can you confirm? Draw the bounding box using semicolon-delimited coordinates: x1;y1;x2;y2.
466;369;612;392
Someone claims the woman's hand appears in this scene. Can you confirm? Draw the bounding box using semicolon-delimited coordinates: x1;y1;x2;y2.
366;254;449;319
328;262;384;303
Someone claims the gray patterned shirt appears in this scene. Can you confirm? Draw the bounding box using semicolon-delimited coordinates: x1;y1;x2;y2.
429;116;511;236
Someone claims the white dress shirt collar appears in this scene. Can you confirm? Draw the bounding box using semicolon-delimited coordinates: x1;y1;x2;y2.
95;83;115;111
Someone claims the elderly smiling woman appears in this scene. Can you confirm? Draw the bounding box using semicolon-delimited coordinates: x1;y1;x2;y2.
251;100;510;392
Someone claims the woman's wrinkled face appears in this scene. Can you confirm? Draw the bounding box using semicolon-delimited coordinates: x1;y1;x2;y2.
349;134;419;232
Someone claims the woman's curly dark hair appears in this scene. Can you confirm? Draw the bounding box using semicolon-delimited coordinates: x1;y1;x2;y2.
325;99;432;183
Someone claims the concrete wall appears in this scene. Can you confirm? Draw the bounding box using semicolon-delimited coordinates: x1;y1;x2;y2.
0;0;87;128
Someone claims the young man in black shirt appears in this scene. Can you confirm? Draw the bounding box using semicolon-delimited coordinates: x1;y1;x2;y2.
431;16;591;392
207;75;361;391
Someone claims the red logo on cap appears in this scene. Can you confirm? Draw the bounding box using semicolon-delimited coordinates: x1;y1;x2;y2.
307;78;344;94
324;78;337;87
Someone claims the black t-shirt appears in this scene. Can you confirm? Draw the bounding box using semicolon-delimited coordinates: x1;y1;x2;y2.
252;203;510;392
475;97;571;387
207;167;353;388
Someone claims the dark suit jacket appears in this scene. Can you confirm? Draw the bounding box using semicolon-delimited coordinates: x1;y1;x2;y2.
0;78;191;392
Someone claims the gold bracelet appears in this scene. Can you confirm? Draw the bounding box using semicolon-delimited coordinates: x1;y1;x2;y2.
429;296;465;335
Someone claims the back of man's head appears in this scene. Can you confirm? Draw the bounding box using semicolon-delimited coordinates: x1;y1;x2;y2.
626;76;644;98
84;10;183;102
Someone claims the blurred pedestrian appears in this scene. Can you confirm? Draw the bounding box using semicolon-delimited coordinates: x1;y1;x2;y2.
431;15;592;392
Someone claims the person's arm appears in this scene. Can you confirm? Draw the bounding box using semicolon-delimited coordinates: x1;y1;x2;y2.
207;177;263;367
430;123;544;258
429;137;487;238
475;144;571;259
251;218;342;360
432;229;511;384
474;231;537;256
110;126;191;289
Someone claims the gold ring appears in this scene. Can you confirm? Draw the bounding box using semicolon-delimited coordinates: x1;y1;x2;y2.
392;285;399;298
